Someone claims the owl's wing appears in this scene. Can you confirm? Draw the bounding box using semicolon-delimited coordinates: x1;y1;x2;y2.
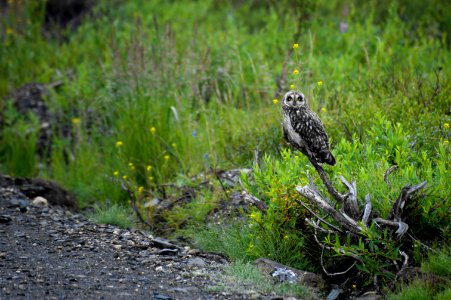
293;109;330;150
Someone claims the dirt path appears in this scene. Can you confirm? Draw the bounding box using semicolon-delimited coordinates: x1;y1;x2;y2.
0;187;252;300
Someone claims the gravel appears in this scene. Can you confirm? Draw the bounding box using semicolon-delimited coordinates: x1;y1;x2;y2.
0;186;254;300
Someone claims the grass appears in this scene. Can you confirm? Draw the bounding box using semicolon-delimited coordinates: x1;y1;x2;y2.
0;0;450;295
214;260;313;299
89;204;134;229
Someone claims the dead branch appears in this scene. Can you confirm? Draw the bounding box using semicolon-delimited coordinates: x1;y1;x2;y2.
362;194;372;226
120;181;154;230
295;199;342;233
383;165;398;188
242;190;268;212
396;251;409;279
296;185;362;234
373;217;409;238
389;181;427;220
340;176;360;219
306;154;346;203
305;218;338;234
321;247;357;276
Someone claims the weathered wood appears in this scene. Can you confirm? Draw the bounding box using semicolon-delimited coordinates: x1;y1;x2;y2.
296;186;362;234
362;194;372;226
340;176;360;219
389;181;427;221
241;190;268;212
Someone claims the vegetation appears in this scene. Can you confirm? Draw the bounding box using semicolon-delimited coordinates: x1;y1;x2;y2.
0;0;449;297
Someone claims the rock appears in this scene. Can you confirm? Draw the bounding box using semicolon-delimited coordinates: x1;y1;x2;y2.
0;175;77;209
158;249;179;256
326;286;343;300
31;197;48;207
187;257;207;267
353;292;381;300
0;215;12;224
151;292;173;300
255;258;325;289
151;237;179;249
271;267;297;284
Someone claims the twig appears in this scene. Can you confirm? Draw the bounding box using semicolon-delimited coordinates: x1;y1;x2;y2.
389;181;427;220
383;165;398;189
306;154;346;203
242;190;267;212
395;251;409;280
120;181;154;230
340;176;359;219
295;199;342;232
373;217;409;238
305;218;337;234
320;246;357;276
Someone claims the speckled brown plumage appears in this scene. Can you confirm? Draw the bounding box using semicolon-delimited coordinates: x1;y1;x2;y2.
282;90;336;165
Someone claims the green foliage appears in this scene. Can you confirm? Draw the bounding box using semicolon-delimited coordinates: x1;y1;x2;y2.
421;248;451;277
190;223;254;262
241;150;317;271
221;260;312;299
0;102;40;176
387;282;433;300
242;118;449;285
89;203;134;229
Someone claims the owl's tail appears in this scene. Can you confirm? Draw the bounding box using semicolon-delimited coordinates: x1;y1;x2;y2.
318;151;336;166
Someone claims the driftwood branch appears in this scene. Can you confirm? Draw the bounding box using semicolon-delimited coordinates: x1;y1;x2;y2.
389;181;427;220
296;185;362;234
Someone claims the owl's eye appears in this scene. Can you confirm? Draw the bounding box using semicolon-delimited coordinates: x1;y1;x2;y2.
287;96;293;101
297;95;303;101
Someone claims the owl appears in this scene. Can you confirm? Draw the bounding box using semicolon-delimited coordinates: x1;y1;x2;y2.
282;90;336;165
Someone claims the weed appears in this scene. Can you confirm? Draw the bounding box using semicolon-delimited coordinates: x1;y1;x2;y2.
89;204;134;229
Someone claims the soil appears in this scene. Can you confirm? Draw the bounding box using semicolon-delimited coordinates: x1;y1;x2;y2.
0;183;262;300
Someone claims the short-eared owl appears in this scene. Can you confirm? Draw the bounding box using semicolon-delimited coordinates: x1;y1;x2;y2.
282;90;336;165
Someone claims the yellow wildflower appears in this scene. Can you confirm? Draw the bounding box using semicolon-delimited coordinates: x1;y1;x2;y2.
71;117;81;125
128;162;135;170
352;284;357;289
116;140;124;147
284;235;289;239
272;99;279;105
321;107;327;112
290;84;295;90
150;127;156;134
444;123;450;129
146;165;152;171
164;155;170;161
6;28;14;35
293;43;299;49
172;143;176;148
113;171;119;177
444;140;449;145
137;186;144;194
148;176;154;181
122;175;127;180
293;69;299;75
317;81;323;87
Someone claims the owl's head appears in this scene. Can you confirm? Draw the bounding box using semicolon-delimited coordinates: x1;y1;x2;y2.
282;90;306;108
